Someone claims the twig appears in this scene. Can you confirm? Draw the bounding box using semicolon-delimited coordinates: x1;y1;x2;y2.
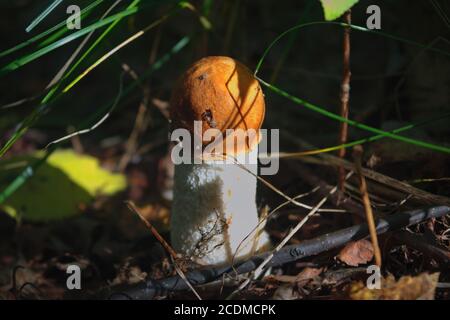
285;160;365;218
279;130;450;206
18;282;43;299
117;85;151;171
226;157;348;274
68;126;84;154
353;145;382;267
101;206;450;299
126;201;177;258
125;201;202;300
9;265;25;298
230;156;346;213
231;186;343;275
227;171;354;299
117;27;160;171
337;10;352;192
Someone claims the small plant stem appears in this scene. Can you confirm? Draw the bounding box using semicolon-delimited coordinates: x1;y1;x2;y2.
126;201;177;258
353;145;382;267
337;10;352;192
125;201;202;300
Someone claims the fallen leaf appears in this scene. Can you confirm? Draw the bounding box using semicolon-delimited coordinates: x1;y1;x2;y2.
267;267;324;300
272;284;301;300
0;149;127;221
110;262;147;286
349;272;440;300
322;267;366;286
264;268;323;285
338;239;374;266
296;267;324;286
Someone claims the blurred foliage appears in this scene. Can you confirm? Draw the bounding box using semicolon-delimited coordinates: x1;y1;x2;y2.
0;149;126;221
349;272;440;300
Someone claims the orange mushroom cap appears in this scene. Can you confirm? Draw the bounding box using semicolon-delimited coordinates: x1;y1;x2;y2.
170;56;265;156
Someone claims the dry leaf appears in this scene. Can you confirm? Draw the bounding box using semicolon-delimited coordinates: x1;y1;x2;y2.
265;267;323;284
296;267;324;286
272;284;301;300
338;239;374;266
267;267;324;300
349;272;440;300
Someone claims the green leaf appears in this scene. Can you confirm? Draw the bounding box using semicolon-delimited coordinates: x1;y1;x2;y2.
0;150;126;221
319;0;359;21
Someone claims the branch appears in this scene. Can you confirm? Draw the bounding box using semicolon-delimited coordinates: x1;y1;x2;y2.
97;206;450;300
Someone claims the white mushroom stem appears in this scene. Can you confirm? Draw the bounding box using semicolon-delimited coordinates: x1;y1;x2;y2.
171;146;271;266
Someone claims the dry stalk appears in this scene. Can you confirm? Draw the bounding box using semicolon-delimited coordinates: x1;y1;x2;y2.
125;201;202;300
337;10;352;192
353;145;382;267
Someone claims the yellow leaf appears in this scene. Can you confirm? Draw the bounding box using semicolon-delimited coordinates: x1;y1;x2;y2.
319;0;359;21
349;273;440;300
0;149;126;221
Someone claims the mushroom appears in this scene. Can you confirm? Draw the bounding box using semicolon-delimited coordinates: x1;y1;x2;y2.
169;56;271;266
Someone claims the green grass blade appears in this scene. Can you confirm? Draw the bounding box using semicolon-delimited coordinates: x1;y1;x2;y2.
0;6;139;76
0;105;45;158
0;0;104;58
0;153;50;204
63;5;178;92
270;0;314;83
292;113;450;156
42;0;142;104
0;1;179;157
258;77;450;154
0;36;190;204
0;1;141;158
255;21;450;76
79;36;190;126
38;1;103;48
255;21;450;154
25;0;64;33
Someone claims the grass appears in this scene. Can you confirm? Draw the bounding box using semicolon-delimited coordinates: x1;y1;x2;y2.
1;0;450;204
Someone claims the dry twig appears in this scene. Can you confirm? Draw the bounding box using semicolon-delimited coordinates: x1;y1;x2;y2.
103;206;450;300
337;10;352;192
125;201;202;300
227;171;354;299
353;145;382;267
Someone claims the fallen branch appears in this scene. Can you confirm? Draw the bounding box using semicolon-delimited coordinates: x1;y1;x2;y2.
99;205;450;300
